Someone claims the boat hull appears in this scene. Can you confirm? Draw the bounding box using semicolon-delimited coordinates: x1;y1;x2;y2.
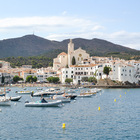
25;100;62;107
11;96;22;101
0;100;11;106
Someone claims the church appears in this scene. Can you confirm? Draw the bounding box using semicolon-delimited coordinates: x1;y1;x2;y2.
53;39;90;70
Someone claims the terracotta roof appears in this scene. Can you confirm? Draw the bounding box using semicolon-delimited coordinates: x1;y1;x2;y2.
58;52;67;56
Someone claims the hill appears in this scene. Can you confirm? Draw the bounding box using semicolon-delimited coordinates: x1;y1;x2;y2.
0;34;140;60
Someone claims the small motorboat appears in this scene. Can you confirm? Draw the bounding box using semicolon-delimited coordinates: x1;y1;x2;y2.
0;97;11;106
33;88;64;97
10;96;22;101
77;94;92;98
52;95;71;103
16;91;34;94
63;93;77;100
25;99;62;107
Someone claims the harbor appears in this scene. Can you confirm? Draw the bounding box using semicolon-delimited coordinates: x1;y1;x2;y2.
0;86;139;139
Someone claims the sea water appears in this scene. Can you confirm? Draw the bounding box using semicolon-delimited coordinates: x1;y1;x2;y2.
0;87;139;140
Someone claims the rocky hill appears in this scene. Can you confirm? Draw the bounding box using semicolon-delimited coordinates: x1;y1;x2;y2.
0;34;140;59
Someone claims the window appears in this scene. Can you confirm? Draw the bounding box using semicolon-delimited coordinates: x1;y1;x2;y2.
79;54;82;57
71;71;73;73
66;75;68;78
71;75;73;78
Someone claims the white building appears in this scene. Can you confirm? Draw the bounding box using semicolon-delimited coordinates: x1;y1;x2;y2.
37;67;57;82
61;64;99;85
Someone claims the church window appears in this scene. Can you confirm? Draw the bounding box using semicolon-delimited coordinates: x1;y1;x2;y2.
81;57;83;61
79;54;82;57
78;57;79;61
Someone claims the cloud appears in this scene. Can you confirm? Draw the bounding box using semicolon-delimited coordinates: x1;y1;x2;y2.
0;16;139;50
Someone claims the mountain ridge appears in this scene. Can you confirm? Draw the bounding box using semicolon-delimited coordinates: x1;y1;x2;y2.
0;34;139;59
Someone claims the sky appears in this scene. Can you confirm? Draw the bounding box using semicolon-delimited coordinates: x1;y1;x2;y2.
0;0;140;50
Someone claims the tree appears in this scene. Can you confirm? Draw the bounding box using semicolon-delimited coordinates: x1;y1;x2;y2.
47;77;59;83
26;75;34;83
81;77;88;82
1;75;5;83
13;75;20;83
33;76;37;82
13;75;23;83
65;78;73;84
88;77;97;83
103;66;111;77
72;56;76;65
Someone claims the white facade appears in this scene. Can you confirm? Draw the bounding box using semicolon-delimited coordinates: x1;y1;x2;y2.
37;67;57;82
61;64;98;84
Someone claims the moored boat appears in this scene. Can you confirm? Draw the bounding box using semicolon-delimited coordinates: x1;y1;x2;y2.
77;94;92;98
33;88;64;97
10;96;22;101
25;100;62;107
0;97;11;106
52;95;71;103
16;91;34;94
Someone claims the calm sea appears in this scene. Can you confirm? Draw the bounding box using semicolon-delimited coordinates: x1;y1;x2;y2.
0;87;140;140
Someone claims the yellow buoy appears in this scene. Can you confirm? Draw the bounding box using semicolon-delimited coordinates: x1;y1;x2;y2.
119;95;121;97
98;107;100;111
125;92;126;94
62;123;66;129
114;99;116;102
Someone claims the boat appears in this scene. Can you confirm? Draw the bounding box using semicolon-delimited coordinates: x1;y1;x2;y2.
52;95;71;103
80;89;96;95
66;89;76;93
0;98;11;106
16;91;34;94
63;93;77;100
0;88;11;106
77;94;92;98
33;88;64;97
25;99;62;107
10;96;22;101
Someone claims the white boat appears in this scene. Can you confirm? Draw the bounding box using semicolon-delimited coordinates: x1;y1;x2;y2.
77;94;92;98
10;96;22;101
0;97;11;106
25;100;62;107
33;88;64;97
52;95;71;103
66;89;76;93
0;88;11;106
16;91;34;94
